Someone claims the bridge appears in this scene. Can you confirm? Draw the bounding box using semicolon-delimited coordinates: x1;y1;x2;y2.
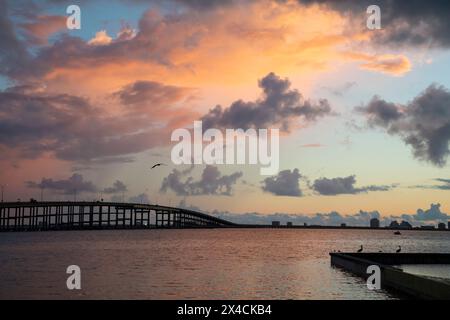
0;201;236;232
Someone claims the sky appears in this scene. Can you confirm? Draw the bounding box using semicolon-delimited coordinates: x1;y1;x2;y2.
1;0;450;226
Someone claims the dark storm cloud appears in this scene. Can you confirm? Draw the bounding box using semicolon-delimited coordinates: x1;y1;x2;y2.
201;72;332;131
312;175;391;195
358;84;450;167
26;173;97;194
296;0;450;48
103;180;128;194
0;85;172;162
160;165;243;196
262;169;302;197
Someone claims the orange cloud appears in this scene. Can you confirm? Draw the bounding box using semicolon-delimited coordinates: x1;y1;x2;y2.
33;1;350;94
2;0;415;166
301;144;325;148
88;30;113;46
343;52;412;76
20;15;66;45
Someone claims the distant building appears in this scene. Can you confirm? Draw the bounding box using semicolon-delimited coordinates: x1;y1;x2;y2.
304;223;308;227
272;221;280;227
287;222;293;227
389;220;400;229
340;223;347;228
420;225;435;230
448;221;450;230
399;220;413;229
370;218;380;228
438;222;446;230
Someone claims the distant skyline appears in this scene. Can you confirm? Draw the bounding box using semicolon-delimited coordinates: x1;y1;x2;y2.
1;0;450;225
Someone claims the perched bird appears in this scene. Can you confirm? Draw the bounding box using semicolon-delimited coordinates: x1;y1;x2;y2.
151;163;166;169
396;245;402;253
357;245;363;253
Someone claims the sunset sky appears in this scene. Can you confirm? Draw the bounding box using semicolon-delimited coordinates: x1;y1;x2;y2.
1;0;450;225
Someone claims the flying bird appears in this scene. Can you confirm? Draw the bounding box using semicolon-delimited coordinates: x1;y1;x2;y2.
357;245;363;253
396;245;402;253
151;163;167;169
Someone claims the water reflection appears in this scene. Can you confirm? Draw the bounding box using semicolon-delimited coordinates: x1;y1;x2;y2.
1;229;449;299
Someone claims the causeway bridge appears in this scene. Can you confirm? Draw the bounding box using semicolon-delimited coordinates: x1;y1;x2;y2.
0;201;236;232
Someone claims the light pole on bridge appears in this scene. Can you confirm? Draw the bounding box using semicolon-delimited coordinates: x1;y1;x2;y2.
1;184;7;202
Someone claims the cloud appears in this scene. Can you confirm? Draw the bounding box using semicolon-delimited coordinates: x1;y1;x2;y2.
262;169;302;196
1;0;427;86
128;193;151;204
113;80;192;110
411;178;450;191
26;173;97;194
358;84;450;166
88;30;113;46
160;165;243;196
435;179;450;190
343;52;411;76
321;81;356;97
103;180;128;194
312;175;392;195
201;72;332;131
257;170;393;197
19;15;66;45
0;1;30;76
1;1;354;85
297;0;450;48
145;0;237;10
214;209;382;227
300;144;324;148
413;203;448;221
0;82;193;162
213;203;449;226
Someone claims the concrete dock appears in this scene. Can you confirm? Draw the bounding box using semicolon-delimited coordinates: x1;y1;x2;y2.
330;252;450;299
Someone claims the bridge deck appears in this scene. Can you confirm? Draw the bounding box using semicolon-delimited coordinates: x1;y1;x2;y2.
0;202;235;232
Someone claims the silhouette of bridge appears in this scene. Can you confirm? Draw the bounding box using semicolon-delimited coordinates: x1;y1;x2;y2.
0;201;235;232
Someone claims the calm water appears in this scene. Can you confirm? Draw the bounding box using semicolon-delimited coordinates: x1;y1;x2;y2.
396;264;450;280
1;229;449;300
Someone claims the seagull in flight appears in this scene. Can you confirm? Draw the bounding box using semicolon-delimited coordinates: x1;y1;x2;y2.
151;163;167;169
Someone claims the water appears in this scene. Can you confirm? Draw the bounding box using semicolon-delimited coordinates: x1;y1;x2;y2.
396;264;450;280
0;229;449;299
